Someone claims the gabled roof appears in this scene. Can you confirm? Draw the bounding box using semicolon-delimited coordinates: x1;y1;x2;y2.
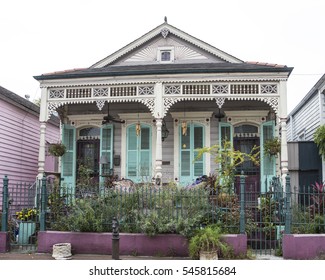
34;21;293;81
91;22;243;68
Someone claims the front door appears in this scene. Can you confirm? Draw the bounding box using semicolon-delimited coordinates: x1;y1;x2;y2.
234;137;260;196
76;140;100;187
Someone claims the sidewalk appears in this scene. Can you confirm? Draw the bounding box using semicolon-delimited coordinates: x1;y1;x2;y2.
0;252;190;260
0;252;284;260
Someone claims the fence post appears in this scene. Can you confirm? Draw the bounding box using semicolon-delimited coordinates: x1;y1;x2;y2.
112;217;120;260
285;174;291;234
40;174;47;231
240;171;245;234
1;176;9;232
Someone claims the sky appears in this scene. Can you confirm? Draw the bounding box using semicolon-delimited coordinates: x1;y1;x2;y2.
1;0;324;113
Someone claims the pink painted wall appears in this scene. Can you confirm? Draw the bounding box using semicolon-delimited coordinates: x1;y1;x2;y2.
0;93;59;185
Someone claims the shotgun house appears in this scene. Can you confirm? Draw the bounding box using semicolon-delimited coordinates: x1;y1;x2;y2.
287;74;325;187
34;20;293;195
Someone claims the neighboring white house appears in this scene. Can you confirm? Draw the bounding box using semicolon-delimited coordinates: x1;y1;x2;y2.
34;20;293;196
287;74;325;186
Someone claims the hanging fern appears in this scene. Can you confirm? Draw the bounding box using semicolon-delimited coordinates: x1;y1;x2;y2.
314;125;325;158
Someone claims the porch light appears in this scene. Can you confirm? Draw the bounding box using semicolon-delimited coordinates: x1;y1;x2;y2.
161;119;169;141
136;122;141;136
215;108;225;121
181;120;187;136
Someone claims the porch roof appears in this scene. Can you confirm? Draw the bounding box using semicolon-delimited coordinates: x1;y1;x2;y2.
34;62;293;81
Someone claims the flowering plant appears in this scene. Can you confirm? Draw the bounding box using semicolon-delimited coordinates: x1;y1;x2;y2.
16;208;38;221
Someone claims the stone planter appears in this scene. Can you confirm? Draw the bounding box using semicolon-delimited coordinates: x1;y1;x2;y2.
52;243;72;260
200;250;218;260
18;221;36;245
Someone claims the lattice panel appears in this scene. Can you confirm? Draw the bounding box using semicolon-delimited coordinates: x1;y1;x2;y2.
212;85;228;94
165;85;181;95
138;86;154;95
261;84;277;94
49;89;64;99
93;88;109;97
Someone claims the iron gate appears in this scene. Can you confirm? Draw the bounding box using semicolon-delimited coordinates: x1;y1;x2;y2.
1;176;40;252
245;177;285;256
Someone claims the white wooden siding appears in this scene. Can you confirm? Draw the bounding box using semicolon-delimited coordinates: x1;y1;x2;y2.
287;93;320;141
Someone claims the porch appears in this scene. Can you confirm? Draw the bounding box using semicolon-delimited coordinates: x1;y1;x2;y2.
38;80;286;193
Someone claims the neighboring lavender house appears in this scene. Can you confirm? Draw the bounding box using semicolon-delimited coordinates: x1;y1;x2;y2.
0;86;60;187
286;74;325;188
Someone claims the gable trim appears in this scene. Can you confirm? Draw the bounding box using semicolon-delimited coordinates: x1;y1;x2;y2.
91;23;243;68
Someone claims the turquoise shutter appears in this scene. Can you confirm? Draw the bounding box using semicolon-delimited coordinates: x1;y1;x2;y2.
61;124;76;193
126;124;151;183
180;123;204;185
100;125;113;183
261;121;276;193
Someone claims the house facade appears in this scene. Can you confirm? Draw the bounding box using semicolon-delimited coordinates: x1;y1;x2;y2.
287;74;325;186
34;21;293;194
0;86;60;185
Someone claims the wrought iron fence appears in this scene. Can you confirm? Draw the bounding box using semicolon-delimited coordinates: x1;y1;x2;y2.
1;174;325;254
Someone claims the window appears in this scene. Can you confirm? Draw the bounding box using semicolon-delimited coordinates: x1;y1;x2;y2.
157;47;174;63
161;51;171;61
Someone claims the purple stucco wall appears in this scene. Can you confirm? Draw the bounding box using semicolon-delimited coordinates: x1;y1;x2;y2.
38;231;247;257
283;234;325;259
0;232;10;253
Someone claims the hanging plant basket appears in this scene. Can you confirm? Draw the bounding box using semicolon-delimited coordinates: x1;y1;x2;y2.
48;143;66;157
264;138;281;157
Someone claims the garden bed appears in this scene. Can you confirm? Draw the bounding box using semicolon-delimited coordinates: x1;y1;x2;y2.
37;231;247;257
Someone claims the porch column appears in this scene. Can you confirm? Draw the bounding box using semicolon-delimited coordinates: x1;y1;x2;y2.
154;82;164;184
38;122;47;179
279;81;289;185
38;87;48;179
155;118;163;184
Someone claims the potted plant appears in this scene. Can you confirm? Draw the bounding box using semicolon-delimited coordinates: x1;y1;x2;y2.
188;225;229;260
48;142;66;157
264;138;281;157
